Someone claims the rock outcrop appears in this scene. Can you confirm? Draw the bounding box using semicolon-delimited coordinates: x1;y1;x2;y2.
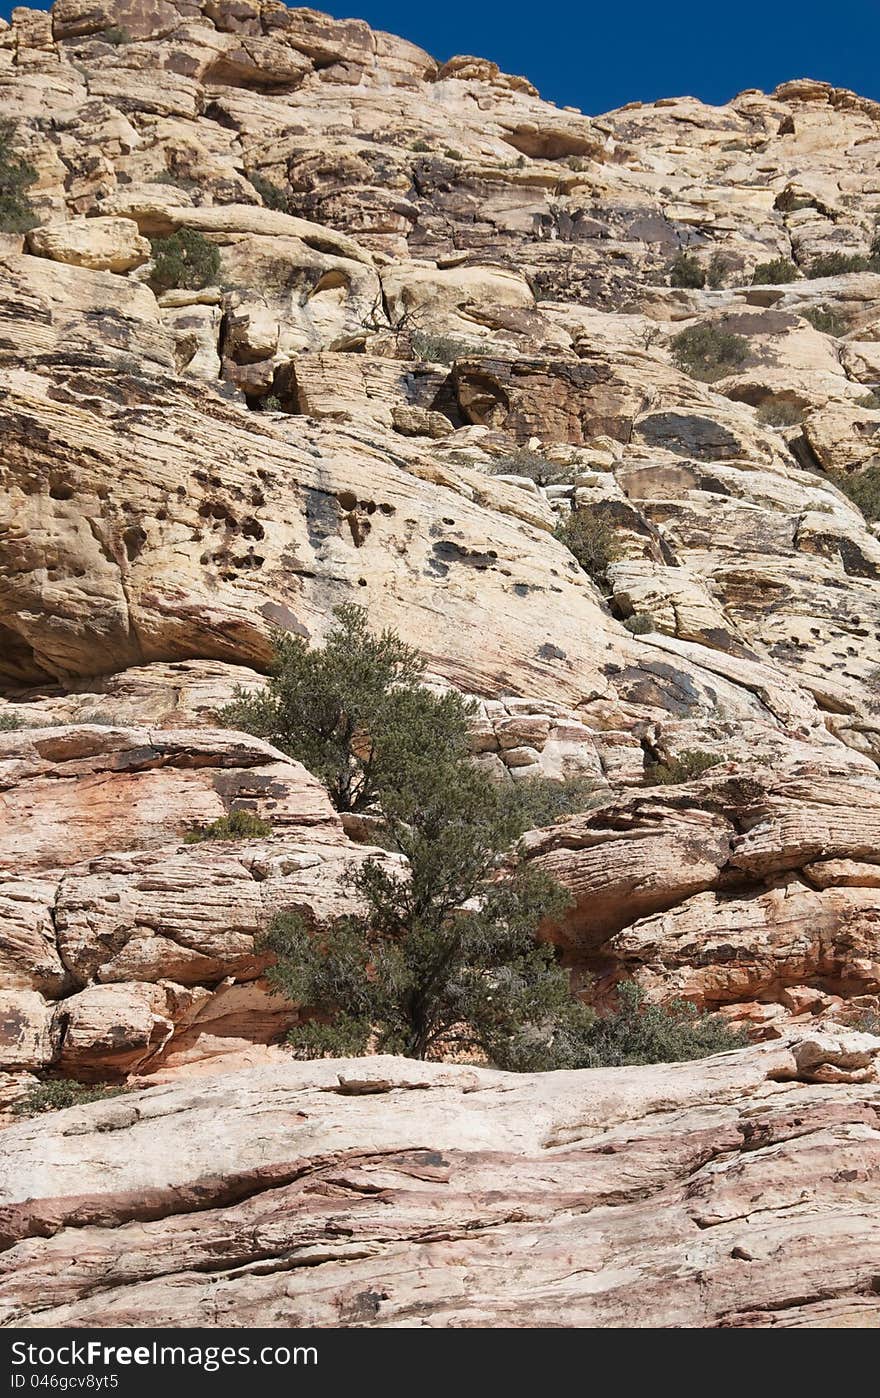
1;1034;879;1327
2;1;880;1327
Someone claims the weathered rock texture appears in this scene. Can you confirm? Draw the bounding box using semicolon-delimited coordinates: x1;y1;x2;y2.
2;1035;880;1328
3;2;880;1326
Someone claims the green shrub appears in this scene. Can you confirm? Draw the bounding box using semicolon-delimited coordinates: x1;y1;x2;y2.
668;252;705;289
670;322;749;381
100;26;130;44
807;251;870;278
826;466;880;522
644;749;724;785
148;229;221;294
0;711;21;731
184;809;273;843
756;399;803;427
410;139;431;153
858;390;880;409
410;330;476;364
261;393;283;411
563;982;748;1068
554;507;617;585
247;613;588;1064
751;257;799;284
623;612;656;634
802;305;845;335
706;253;729;289
444;148;463;161
220;604;476;814
0;120;37;233
490;447;564;487
13;1079;127;1116
247;172;289;212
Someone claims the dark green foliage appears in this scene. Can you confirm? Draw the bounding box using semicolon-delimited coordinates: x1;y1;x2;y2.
802;305;845;335
0;711;21;731
0;120;37;233
565;982;748;1068
756;399;803;428
775;189;814;213
410;139;431;153
148;229;221;293
444;148;463;161
623;612;656;634
644;749;724;785
265;862;580;1064
13;1079;127;1116
554;507;617;585
858;390;880;409
491;447;564;486
807;251;870;278
410;330;475;364
261;393;283;411
247;172;290;212
100;26;130;44
751;257;800;284
668;252;705;289
509;775;602;828
670;322;749;382
826;466;880;522
220;605;475;814
184;809;273;843
706;253;729;289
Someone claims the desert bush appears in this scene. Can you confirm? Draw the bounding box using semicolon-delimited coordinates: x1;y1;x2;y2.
751;257;799;284
670;322;749;381
410;139;431;153
410;330;475;364
622;612;656;634
554;507;617;585
0;120;37;233
0;711;21;731
444;148;463;161
100;26;130;44
802;305;845;335
565;982;748;1068
668;252;705;289
13;1079;127;1116
825;466;880;522
248;172;289;212
807;251;869;278
706;253;730;289
756;399;803;427
148;229;221;293
490;447;564;487
643;749;724;785
184;809;273;843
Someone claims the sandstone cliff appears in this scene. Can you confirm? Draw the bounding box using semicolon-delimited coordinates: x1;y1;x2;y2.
1;0;880;1328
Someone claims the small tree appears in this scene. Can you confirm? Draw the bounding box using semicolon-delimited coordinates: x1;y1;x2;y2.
669;252;705;289
220;605;475;814
0;120;38;233
148;229;220;293
554;507;617;584
264;770;583;1062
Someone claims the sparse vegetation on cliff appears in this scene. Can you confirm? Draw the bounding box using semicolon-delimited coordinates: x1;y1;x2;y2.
148;229;221;293
670;322;749;381
0;120;37;233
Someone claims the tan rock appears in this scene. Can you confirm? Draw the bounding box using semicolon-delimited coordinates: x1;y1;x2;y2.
26;216;150;272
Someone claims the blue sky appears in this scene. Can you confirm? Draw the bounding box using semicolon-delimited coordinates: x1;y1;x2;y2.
3;0;877;115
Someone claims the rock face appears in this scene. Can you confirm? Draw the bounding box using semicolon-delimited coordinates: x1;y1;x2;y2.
1;1034;879;1328
3;1;880;1328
